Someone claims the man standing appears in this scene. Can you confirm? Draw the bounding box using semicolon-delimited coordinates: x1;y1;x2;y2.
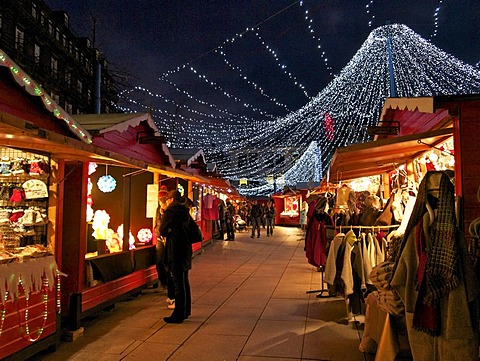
159;190;192;323
250;200;262;238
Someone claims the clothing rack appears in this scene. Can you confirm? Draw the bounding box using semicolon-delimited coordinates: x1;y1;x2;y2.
307;224;399;299
306;225;336;298
306;266;336;298
336;224;399;231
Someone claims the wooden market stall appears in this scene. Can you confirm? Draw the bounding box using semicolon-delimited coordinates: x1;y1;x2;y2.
0;48;93;360
272;187;305;226
326;95;480;360
63;114;211;331
0;49;217;359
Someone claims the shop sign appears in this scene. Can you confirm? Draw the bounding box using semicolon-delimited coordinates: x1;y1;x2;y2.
367;121;400;135
146;184;158;218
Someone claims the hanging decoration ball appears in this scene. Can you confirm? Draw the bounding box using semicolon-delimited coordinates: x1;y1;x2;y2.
137;228;153;243
97;175;116;193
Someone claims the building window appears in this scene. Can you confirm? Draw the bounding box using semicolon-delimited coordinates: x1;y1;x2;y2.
48;20;53;34
65;102;72;114
62;34;67;47
15;27;24;51
51;92;60;104
77;80;82;93
55;28;60;41
65;70;71;85
40;11;45;25
0;14;3;29
63;12;69;28
51;57;58;78
31;3;37;19
34;44;41;64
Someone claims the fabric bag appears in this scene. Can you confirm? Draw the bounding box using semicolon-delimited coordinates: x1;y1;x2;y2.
186;216;203;244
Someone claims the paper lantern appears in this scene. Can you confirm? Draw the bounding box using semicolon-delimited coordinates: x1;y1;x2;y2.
97;175;116;193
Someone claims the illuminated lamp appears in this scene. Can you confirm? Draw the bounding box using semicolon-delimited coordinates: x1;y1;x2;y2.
97;165;116;193
98;175;116;192
137;228;153;243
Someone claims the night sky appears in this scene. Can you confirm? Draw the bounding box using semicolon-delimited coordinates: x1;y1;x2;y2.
44;0;480;123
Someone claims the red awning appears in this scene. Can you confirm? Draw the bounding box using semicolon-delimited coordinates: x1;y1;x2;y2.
329;127;453;181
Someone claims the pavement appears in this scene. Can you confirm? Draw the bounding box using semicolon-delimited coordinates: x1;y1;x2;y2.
30;226;372;361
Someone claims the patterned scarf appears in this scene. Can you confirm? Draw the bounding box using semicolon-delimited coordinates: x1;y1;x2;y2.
395;171;459;307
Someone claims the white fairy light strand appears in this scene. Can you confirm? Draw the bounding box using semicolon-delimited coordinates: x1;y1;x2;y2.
216;24;480;183
299;1;334;76
252;31;311;99
430;0;444;39
215;46;292;112
366;0;375;27
188;66;279;120
117;24;480;194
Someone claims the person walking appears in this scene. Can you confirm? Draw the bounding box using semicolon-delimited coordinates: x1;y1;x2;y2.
154;189;176;309
299;200;308;233
250;200;262;238
159;190;192;323
260;203;267;228
265;200;276;236
224;199;235;241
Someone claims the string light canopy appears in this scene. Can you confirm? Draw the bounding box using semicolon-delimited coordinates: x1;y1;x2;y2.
116;24;480;196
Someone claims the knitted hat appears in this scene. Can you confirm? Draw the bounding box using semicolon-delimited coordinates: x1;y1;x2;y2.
158;185;168;198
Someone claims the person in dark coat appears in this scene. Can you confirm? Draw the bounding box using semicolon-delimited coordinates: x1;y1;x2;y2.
224;199;235;241
250;200;262;238
159;190;192;323
265;200;276;236
154;193;175;307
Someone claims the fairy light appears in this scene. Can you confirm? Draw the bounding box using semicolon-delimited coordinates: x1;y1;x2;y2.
366;0;375;27
0;291;8;338
117;24;480;195
215;46;292;112
19;278;49;343
430;1;444;39
212;24;480;188
253;31;311;99
299;2;334;76
56;272;61;313
188;66;279;119
0;49;93;143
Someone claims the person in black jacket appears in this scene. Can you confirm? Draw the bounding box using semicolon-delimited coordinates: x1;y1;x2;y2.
154;194;175;308
224;199;235;241
250;200;262;238
159;190;192;323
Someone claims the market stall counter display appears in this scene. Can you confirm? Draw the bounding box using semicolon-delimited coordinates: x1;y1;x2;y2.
0;147;62;359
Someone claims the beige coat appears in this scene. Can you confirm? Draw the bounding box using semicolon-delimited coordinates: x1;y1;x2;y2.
391;213;479;360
